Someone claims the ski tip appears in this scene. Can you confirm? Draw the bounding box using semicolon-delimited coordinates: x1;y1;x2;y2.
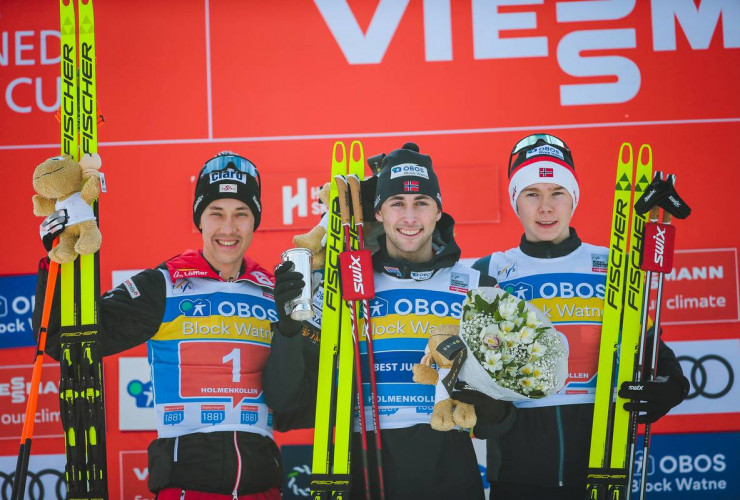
637;144;653;168
350;140;364;158
333;141;347;163
618;143;633;166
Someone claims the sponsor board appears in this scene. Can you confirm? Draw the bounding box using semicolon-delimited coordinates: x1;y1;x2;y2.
667;339;740;416
119;357;156;431
0;274;37;349
632;432;740;498
650;249;739;325
0;453;66;499
119;450;153;500
0;364;62;440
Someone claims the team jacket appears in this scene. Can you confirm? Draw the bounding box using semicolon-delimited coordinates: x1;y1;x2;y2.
472;229;686;492
475;231;609;408
34;250;293;495
264;213;497;499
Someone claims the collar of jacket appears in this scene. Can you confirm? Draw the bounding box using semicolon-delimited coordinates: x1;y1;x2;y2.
163;249;275;287
372;212;461;280
518;227;582;259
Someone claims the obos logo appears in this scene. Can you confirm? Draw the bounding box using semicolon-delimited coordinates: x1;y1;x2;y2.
635;449;726;477
635;450;656;476
179;298;211;317
371;296;462;319
503;282;534;301
526;145;564;161
127;379;154;408
369;296;389;318
389;163;429;179
410;270;434;281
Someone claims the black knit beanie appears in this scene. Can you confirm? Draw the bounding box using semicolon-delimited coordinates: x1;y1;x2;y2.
193;151;262;230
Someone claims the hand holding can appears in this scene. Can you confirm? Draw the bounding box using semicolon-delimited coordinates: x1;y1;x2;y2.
280;248;314;320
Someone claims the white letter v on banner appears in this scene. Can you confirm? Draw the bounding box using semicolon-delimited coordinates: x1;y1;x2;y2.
314;0;410;64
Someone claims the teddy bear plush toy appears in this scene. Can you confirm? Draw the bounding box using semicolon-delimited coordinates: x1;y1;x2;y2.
412;324;477;431
292;183;331;270
292;181;384;270
32;153;102;264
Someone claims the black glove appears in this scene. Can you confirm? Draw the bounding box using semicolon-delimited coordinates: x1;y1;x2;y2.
618;375;688;424
273;261;305;337
40;209;69;251
452;381;510;425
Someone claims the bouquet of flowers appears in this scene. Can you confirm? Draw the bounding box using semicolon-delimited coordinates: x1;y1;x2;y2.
457;287;568;401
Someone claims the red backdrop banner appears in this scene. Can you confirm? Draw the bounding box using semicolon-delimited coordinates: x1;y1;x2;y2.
1;1;738;497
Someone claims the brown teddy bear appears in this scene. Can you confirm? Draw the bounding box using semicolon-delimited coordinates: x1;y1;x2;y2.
32;153;102;264
413;324;477;431
292;184;330;270
292;181;383;270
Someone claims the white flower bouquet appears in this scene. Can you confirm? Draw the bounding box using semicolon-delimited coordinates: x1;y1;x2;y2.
457;287;568;401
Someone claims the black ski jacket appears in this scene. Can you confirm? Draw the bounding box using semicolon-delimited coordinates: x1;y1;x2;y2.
32;252;308;495
472;231;688;499
264;213;498;500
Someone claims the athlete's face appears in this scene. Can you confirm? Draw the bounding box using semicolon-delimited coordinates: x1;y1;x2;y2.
375;194;442;263
200;198;254;279
516;183;573;244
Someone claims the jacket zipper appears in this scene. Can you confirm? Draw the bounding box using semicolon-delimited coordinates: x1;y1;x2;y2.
232;431;242;499
556;406;565;486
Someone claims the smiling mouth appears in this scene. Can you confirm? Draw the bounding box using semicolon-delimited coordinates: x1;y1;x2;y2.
537;221;557;227
216;239;239;247
398;228;422;236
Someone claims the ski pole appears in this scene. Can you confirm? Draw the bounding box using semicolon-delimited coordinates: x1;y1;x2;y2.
335;176;371;500
12;251;60;500
628;170;690;499
347;174;385;500
638;176;678;500
626;199;660;495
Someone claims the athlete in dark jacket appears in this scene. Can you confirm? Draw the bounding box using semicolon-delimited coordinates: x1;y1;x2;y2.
35;152;309;499
472;134;688;500
264;143;501;500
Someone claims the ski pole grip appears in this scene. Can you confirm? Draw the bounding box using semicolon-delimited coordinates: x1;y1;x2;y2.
335;175;351;225
347;175;364;223
649;206;660;223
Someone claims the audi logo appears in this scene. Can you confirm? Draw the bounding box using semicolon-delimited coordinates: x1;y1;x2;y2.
0;469;66;500
677;354;734;400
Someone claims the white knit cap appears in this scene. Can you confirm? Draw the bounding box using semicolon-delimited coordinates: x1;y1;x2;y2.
508;145;579;214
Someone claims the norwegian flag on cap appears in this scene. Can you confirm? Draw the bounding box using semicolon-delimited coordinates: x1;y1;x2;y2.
539;167;554;178
404;180;420;192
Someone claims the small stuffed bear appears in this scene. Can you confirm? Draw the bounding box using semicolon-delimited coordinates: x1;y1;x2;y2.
413;324;477;431
292;182;383;270
32;154;102;264
292;183;331;270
